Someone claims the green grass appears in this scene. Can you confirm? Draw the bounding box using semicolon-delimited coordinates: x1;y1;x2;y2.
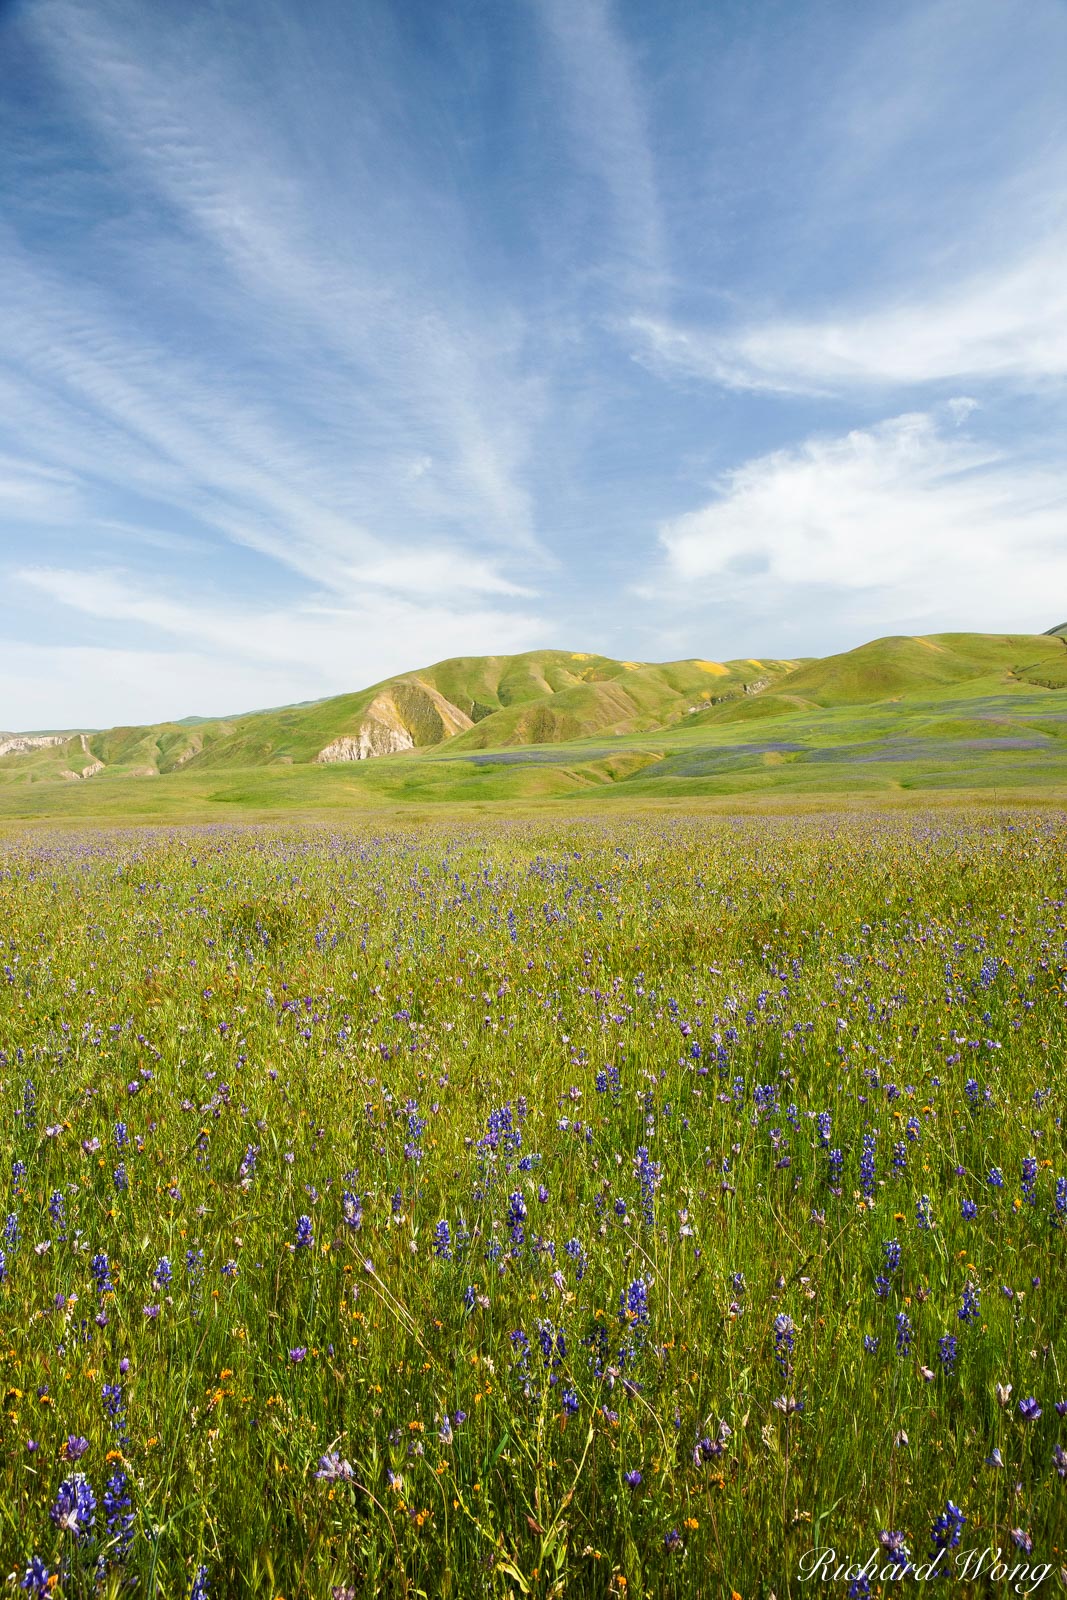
1;813;1066;1596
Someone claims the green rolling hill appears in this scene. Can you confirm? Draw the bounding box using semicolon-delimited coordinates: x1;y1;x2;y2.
2;631;1067;818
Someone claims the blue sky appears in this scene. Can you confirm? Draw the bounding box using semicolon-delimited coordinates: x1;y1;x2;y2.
2;0;1067;727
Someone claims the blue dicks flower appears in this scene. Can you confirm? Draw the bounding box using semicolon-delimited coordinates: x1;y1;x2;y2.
623;1469;642;1489
50;1475;96;1538
62;1434;89;1461
289;1347;307;1363
294;1215;314;1250
1018;1396;1042;1421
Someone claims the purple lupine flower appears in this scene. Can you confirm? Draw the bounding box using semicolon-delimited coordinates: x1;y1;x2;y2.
433;1220;452;1260
103;1468;134;1559
294;1215;314;1250
50;1475;96;1538
90;1252;114;1294
859;1132;876;1200
773;1313;794;1378
958;1280;980;1324
930;1500;966;1553
20;1558;52;1598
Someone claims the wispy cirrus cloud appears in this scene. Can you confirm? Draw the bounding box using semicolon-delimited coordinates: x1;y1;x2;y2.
532;0;666;300
14;564;547;724
632;226;1067;393
3;0;1067;727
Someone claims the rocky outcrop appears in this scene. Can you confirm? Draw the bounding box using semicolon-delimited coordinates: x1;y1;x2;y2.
0;733;72;758
61;760;105;780
316;682;473;763
318;726;414;762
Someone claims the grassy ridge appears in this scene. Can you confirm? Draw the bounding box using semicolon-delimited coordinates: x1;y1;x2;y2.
2;633;1067;821
1;815;1066;1596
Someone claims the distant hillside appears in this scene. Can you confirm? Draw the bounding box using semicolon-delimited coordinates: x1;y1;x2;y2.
0;649;801;783
686;632;1067;725
2;631;1066;806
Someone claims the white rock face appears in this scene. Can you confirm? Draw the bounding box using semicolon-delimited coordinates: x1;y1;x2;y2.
61;760;105;780
0;733;71;758
318;728;414;761
316;680;473;763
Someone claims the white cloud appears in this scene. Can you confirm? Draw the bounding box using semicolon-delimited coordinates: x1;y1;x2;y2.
655;411;1067;635
632;229;1067;393
7;568;550;726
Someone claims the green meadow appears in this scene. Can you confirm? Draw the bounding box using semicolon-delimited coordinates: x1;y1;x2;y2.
1;813;1066;1597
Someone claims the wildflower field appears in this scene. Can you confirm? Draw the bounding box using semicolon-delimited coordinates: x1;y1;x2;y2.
1;813;1066;1598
